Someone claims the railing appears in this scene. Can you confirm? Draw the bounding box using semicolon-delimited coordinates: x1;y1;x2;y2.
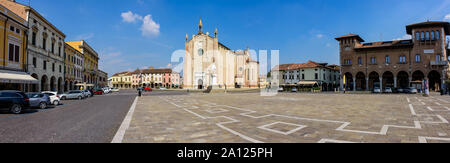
430;61;448;66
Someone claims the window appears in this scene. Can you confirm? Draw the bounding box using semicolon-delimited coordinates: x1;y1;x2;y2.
385;56;390;64
426;32;430;41
43;38;47;50
33;57;37;67
323;74;326;80
436;30;440;40
43;61;47;70
399;56;406;64
51;43;55;54
431;31;435;40
302;74;305;80
437;54;442;62
15;28;20;34
198;48;204;56
8;43;20;62
58;47;61;56
32;32;36;46
52;63;55;72
370;57;377;64
421;32;425;41
59;65;62;73
415;54;421;63
358;57;362;65
416;32;420;41
9;26;14;32
315;73;318;80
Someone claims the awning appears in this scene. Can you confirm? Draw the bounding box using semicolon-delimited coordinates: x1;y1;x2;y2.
0;70;38;84
76;83;95;87
298;81;318;85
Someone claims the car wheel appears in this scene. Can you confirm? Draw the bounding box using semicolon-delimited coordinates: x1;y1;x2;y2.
78;96;83;100
39;102;47;109
53;100;59;106
10;104;22;114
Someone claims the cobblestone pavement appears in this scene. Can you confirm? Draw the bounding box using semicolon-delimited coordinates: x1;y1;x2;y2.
122;92;450;143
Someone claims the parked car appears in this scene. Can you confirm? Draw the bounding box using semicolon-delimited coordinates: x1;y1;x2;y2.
60;90;85;100
407;87;418;94
291;87;298;92
82;90;92;98
278;87;284;92
159;87;167;90
103;87;111;94
385;87;393;93
397;88;404;93
373;87;382;93
26;93;51;109
94;89;105;95
111;88;120;93
42;91;61;106
144;87;153;92
0;90;31;114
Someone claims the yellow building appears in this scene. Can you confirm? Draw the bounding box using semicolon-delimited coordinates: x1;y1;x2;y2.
66;41;99;87
0;4;37;91
111;71;132;89
64;42;83;91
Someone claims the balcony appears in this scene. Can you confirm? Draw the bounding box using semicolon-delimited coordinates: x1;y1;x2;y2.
430;61;448;66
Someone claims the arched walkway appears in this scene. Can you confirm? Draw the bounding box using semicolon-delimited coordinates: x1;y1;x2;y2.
397;71;409;89
41;75;48;91
382;71;394;90
31;74;39;92
50;76;56;91
369;72;380;91
344;72;353;91
355;72;366;91
428;70;441;92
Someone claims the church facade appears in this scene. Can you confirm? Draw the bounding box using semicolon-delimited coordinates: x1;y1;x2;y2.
183;20;259;89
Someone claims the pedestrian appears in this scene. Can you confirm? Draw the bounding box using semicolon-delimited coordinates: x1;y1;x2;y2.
138;87;142;97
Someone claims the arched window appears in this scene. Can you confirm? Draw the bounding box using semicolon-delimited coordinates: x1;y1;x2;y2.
431;31;435;40
426;32;430;41
421;32;425;41
358;57;362;65
436;30;440;40
415;32;420;41
385;55;390;64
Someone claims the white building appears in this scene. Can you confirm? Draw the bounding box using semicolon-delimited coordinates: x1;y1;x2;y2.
1;0;66;92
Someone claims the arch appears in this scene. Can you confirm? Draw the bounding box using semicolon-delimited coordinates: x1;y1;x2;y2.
64;80;69;92
58;77;63;93
355;72;366;91
50;76;56;91
382;71;394;90
397;71;409;89
428;70;441;92
412;70;425;82
369;71;380;91
198;79;204;89
31;74;39;92
41;75;48;91
344;72;353;91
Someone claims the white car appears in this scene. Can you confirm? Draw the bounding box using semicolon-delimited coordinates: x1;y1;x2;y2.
82;90;91;98
160;87;167;90
102;87;110;94
111;88;120;93
385;87;393;93
42;91;61;106
291;87;298;92
373;87;382;93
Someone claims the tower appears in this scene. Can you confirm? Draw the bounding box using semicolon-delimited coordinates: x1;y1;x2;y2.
198;19;203;33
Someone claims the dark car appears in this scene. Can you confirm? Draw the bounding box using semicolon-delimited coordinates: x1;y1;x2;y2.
0;90;31;114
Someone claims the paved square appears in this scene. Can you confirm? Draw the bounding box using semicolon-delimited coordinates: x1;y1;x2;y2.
121;92;450;143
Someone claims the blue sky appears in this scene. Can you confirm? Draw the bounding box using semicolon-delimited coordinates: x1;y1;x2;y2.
16;0;450;76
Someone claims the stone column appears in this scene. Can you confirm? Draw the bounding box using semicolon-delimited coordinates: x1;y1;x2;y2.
366;77;369;91
409;77;412;87
394;77;398;88
379;77;383;90
353;77;356;91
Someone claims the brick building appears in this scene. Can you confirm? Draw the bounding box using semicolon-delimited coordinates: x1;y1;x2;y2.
336;21;450;92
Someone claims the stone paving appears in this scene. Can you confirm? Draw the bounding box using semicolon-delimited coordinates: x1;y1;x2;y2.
122;92;450;143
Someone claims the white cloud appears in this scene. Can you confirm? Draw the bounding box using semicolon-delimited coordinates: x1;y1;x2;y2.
140;15;160;37
394;34;412;41
445;14;450;20
121;11;143;23
121;11;160;38
316;34;324;39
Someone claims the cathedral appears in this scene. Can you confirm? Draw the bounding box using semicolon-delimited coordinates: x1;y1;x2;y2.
183;20;259;89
